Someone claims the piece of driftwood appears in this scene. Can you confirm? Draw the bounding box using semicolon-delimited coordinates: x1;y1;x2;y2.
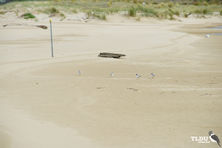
36;25;48;29
2;23;47;30
98;52;126;59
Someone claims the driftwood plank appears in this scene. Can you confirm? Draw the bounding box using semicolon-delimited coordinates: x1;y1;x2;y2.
98;52;126;59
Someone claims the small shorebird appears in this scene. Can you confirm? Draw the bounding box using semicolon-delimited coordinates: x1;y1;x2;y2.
78;70;81;76
110;72;114;77
205;34;210;38
136;74;141;78
150;73;155;79
209;131;221;147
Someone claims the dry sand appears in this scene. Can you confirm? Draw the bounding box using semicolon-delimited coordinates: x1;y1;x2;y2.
0;16;222;148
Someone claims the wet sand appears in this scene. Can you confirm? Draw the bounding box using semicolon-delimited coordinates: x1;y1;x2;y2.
0;18;222;148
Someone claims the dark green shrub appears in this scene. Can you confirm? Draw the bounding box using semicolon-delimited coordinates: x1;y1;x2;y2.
72;9;77;13
184;12;191;18
194;9;202;14
96;14;106;20
203;1;208;6
49;7;59;14
174;10;180;16
21;13;35;19
168;2;174;8
133;0;138;4
128;7;136;17
0;11;6;15
203;9;208;14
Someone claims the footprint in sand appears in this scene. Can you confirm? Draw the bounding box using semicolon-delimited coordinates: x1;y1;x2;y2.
127;88;138;92
96;87;105;90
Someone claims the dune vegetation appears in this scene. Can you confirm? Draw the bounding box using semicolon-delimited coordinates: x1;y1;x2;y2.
0;0;222;20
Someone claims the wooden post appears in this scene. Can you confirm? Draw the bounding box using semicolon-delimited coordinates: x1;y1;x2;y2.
49;19;54;58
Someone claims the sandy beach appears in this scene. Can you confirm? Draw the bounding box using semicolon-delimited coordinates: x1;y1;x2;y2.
0;16;222;148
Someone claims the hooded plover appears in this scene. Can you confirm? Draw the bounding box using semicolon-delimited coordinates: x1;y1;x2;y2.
78;70;81;76
136;74;141;78
110;72;114;77
150;73;155;79
209;131;221;147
